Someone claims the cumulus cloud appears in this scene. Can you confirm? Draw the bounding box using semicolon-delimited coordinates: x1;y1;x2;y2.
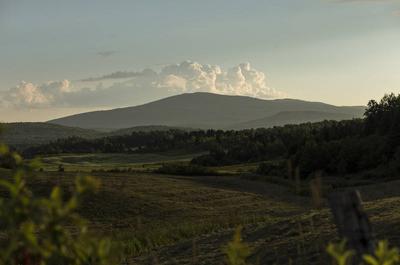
157;61;283;99
1;61;285;108
1;80;73;107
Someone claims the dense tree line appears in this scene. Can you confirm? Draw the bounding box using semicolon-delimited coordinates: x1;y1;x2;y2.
23;130;217;156
196;94;400;178
23;94;400;179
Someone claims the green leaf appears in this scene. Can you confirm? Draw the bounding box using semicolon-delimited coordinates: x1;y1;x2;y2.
50;187;62;202
326;240;355;265
0;144;9;155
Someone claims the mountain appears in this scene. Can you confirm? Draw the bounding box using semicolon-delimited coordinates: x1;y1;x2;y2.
49;92;365;129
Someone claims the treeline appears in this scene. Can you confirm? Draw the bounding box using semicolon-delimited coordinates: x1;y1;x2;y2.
23;130;216;156
24;94;400;179
195;93;400;178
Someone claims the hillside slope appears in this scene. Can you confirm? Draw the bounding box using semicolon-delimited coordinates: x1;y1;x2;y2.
0;123;192;148
229;110;358;129
0;122;101;148
49;92;365;129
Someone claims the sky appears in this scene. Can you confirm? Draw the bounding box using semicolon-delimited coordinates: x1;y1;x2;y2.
0;0;399;122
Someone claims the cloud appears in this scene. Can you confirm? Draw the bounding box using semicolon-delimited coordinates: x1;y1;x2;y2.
1;80;73;108
157;61;283;99
1;61;285;108
81;69;157;82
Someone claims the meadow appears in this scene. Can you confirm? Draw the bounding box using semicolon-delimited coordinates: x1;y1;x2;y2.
2;151;398;265
38;151;204;172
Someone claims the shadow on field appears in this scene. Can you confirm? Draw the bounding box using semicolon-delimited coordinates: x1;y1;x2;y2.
168;174;311;209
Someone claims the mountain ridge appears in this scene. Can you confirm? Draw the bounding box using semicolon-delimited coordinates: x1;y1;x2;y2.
48;92;365;129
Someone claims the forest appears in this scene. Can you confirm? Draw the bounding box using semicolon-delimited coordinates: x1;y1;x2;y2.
18;93;400;179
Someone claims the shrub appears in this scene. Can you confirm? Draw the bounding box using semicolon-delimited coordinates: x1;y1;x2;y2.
156;163;217;176
327;240;400;265
223;226;251;265
0;143;112;265
0;145;20;169
256;160;287;177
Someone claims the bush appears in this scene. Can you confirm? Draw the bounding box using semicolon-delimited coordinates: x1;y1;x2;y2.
327;240;400;265
156;163;217;176
0;143;113;265
257;160;287;177
224;226;251;265
0;145;20;169
191;154;222;166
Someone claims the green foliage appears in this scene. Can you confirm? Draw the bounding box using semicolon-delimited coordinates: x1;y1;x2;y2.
327;240;400;265
224;226;251;265
365;93;400;134
326;240;355;265
257;160;287;177
0;144;112;265
0;143;21;169
363;241;400;265
24;129;209;156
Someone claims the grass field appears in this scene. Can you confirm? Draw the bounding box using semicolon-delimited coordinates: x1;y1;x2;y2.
4;153;400;264
38;151;205;172
22;170;311;264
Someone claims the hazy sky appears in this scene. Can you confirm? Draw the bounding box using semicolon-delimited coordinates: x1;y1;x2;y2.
0;0;399;122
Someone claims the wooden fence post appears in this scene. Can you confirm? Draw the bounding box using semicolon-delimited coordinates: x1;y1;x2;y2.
328;190;375;257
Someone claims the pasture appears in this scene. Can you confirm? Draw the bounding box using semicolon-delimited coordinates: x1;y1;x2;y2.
6;153;400;264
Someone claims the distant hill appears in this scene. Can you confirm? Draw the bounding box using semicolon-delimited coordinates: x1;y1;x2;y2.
0;122;101;149
0;123;194;148
49;92;365;129
229;111;358;129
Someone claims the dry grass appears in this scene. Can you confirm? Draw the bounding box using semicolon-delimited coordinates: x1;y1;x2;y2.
4;159;400;264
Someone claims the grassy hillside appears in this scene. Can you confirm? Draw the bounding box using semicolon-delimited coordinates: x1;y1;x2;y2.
39;151;204;171
48;92;365;129
3;163;399;265
0;122;101;149
132;177;400;265
14;169;309;263
0;123;193;149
